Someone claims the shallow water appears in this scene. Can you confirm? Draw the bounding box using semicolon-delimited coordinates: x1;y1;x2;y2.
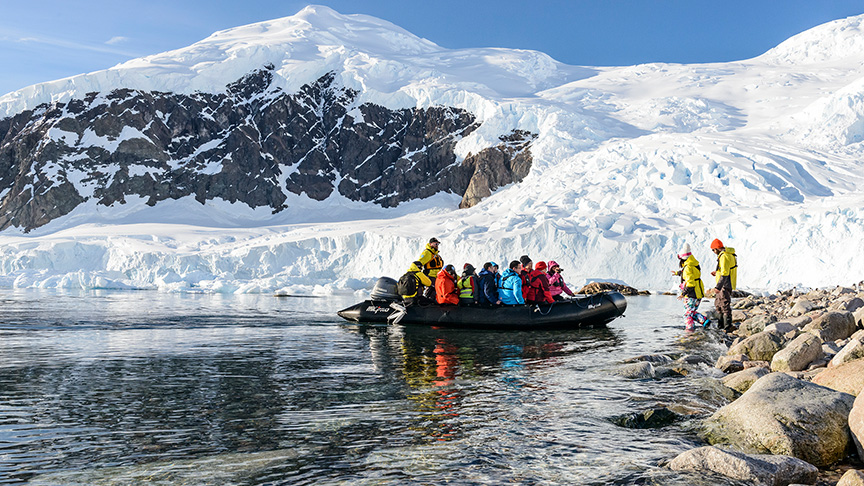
0;289;744;485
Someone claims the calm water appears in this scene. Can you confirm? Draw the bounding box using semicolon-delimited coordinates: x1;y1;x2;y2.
0;289;742;485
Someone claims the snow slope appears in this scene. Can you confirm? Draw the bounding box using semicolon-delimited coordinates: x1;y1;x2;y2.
2;6;864;293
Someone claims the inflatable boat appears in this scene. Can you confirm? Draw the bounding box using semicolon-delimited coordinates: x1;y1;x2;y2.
337;277;627;330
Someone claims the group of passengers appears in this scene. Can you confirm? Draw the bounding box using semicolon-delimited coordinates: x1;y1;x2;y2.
399;238;576;307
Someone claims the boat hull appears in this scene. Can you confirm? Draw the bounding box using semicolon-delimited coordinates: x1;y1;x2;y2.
337;291;627;330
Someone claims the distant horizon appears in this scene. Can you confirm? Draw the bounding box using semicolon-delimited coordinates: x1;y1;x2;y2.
1;1;864;96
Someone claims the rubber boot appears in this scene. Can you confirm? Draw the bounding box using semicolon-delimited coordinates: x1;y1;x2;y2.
724;314;735;333
718;315;728;333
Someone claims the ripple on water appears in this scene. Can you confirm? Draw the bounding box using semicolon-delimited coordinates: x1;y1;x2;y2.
0;290;747;485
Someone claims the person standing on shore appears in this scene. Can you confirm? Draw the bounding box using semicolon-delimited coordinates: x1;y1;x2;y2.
672;243;708;331
710;239;737;332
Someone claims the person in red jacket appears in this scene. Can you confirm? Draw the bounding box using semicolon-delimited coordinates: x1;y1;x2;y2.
525;261;554;304
435;265;460;305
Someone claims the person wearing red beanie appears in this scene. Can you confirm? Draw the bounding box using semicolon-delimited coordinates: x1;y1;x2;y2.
525;261;554;304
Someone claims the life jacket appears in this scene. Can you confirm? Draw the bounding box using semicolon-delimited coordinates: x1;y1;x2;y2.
457;275;475;300
681;255;705;299
715;247;738;290
525;270;552;303
418;244;443;279
499;269;524;305
424;254;444;278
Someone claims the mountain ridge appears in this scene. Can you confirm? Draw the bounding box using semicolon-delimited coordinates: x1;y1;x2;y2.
1;6;864;291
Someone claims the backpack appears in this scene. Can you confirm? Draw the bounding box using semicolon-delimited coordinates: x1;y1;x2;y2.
397;272;419;298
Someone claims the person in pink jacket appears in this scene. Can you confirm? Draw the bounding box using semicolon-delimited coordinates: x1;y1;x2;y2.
547;260;575;301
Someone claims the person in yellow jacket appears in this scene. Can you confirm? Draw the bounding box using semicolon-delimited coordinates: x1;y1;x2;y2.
416;238;443;299
398;260;432;306
672;243;708;331
710;238;737;332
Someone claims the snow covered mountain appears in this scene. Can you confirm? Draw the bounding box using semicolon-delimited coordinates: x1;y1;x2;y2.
2;5;864;293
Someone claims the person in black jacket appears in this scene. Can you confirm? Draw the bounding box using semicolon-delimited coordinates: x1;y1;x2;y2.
476;262;501;306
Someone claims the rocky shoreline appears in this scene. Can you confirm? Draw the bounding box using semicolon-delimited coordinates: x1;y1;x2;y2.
668;285;864;486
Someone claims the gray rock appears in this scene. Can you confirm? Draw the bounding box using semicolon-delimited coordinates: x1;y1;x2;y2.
771;333;823;372
728;330;787;362
804;311;856;342
676;354;712;366
822;342;842;356
855;307;864;328
667;446;818;486
838;469;864;486
832;286;857;297
740;315;779;336
842;297;864;313
765;322;796;335
717;354;747;371
722;367;770;393
701;372;855;466
830;336;864;368
611;407;682;429
616;362;655;379
789;299;815;317
786;315;813;329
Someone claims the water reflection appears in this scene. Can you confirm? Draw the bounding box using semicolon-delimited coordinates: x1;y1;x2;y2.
0;290;741;485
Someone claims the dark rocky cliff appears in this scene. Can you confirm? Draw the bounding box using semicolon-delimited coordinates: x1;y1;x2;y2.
0;66;535;231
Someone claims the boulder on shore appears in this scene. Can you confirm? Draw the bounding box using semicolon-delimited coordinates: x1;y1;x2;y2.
830;334;864;368
770;333;823;372
667;446;817;486
850;392;864;463
728;330;787;362
701;372;855;466
803;311;856;342
812;358;864;396
739;315;778;337
722;367;769;394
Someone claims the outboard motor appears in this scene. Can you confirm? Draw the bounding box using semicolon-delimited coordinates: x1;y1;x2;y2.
370;277;400;302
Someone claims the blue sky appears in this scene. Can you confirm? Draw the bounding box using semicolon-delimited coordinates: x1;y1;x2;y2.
2;0;863;96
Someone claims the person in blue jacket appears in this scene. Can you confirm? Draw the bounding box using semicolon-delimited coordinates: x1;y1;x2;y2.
498;260;525;305
477;262;502;306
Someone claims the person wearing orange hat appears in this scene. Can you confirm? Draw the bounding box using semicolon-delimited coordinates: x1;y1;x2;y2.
709;238;738;332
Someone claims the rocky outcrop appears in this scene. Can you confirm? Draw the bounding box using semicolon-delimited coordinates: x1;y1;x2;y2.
459;130;535;208
0;67;536;231
701;372;855;466
667;446;818;486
